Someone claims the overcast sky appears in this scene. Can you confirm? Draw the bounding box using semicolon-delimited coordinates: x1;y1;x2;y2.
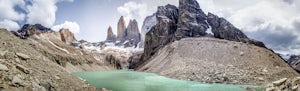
0;0;300;55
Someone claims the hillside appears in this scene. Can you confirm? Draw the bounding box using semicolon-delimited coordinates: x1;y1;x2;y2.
137;37;299;85
0;28;115;90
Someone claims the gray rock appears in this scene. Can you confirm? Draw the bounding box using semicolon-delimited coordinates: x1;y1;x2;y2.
106;26;116;42
207;13;266;48
0;50;7;57
16;52;30;60
0;63;8;71
287;55;300;71
142;4;178;65
16;64;30;74
273;78;287;86
124;19;141;47
175;0;208;39
16;24;52;39
140;13;157;48
12;74;23;86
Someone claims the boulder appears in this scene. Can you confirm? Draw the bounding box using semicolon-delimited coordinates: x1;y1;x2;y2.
59;28;77;45
273;78;287;86
105;26;116;42
16;52;30;60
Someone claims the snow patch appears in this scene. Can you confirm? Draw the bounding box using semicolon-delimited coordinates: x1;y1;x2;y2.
47;40;70;54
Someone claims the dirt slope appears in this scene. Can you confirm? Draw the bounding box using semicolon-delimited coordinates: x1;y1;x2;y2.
137;37;299;85
0;29;114;90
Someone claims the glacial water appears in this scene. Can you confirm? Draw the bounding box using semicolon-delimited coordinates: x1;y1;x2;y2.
73;70;264;91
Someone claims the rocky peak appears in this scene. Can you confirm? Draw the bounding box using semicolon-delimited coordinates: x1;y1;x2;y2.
123;19;141;47
207;12;266;48
126;19;140;40
117;16;126;41
142;4;179;63
175;0;209;39
106;26;116;42
16;24;52;39
156;4;179;22
59;28;77;45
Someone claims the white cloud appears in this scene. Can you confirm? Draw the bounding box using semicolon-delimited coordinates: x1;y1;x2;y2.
0;0;26;21
0;19;20;31
26;0;57;27
51;21;80;33
117;1;148;26
196;0;300;55
26;0;74;27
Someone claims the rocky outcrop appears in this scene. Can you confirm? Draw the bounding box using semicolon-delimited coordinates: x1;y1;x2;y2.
105;16;141;48
117;16;126;41
207;13;266;48
287;55;300;71
140;13;157;47
123;19;141;47
59;28;77;45
175;0;208;39
105;26;116;42
14;24;52;39
142;4;179;63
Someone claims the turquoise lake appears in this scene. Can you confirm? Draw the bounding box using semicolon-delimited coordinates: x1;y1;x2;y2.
73;70;264;91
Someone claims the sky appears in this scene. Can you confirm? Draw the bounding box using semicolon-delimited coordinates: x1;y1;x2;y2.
0;0;300;55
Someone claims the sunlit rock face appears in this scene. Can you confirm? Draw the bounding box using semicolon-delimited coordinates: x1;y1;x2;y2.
117;16;126;42
59;28;77;45
106;26;116;42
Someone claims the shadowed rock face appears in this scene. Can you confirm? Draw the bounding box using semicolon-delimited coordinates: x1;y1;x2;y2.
106;26;116;42
207;13;266;48
15;24;52;39
140;13;157;48
288;55;300;71
117;16;126;41
142;4;179;64
59;28;77;45
175;0;208;39
124;19;141;47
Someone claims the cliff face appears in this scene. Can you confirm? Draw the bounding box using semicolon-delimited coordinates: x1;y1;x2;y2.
140;14;157;47
207;13;266;48
123;19;141;47
288;55;300;71
105;26;116;42
175;0;208;39
59;28;77;45
117;16;126;41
